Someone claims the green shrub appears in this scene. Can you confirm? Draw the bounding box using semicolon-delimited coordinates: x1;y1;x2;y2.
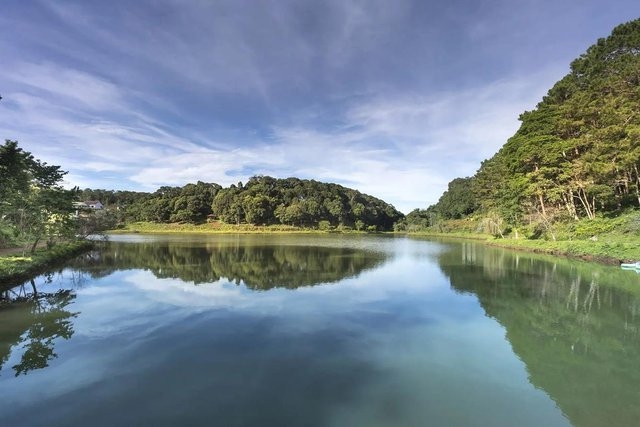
573;217;617;239
317;220;332;231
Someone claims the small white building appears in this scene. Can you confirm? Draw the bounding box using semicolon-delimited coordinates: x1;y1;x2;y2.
84;200;104;210
73;200;104;211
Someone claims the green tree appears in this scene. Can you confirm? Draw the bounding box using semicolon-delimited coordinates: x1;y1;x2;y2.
434;18;640;232
0;140;77;250
433;177;478;219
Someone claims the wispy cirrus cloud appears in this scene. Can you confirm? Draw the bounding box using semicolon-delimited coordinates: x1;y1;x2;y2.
123;66;559;211
0;57;567;211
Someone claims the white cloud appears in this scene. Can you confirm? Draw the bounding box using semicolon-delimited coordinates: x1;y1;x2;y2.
0;0;592;212
6;62;123;111
0;57;562;213
121;66;561;212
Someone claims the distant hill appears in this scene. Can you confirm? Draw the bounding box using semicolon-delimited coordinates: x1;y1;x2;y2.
111;176;404;231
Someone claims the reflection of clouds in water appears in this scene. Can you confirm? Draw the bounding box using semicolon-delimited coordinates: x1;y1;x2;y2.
71;253;449;342
1;246;453;415
124;256;447;312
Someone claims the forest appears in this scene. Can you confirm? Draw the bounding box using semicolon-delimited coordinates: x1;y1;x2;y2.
408;18;640;238
82;176;404;231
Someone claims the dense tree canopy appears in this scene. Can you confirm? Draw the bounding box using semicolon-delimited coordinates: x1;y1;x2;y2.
211;176;403;230
428;18;640;233
123;176;403;231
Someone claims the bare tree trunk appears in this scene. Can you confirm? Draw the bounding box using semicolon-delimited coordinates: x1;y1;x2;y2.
30;236;41;254
562;191;579;220
575;186;594;219
538;193;547;217
634;165;640;206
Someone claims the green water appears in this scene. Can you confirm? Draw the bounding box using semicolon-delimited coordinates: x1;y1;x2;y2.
1;234;639;427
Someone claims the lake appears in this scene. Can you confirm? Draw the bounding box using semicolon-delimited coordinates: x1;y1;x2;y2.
1;234;639;427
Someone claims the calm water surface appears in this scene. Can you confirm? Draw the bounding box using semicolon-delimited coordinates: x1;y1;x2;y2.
1;234;639;427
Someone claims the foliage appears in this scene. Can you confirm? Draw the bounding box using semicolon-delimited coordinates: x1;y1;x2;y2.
425;18;640;240
76;188;149;210
123;176;404;231
0;140;78;250
433;177;478;219
117;221;306;234
124;183;220;224
409;206;640;262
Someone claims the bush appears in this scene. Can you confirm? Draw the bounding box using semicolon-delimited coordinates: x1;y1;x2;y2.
0;221;17;247
620;211;640;234
317;220;332;231
573;217;616;239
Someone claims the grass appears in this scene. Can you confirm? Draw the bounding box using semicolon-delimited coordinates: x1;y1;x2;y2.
0;240;94;289
110;221;365;234
410;212;640;265
483;237;640;264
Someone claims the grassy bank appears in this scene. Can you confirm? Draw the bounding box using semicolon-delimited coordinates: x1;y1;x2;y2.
408;212;640;265
410;232;640;265
113;220;640;265
0;240;94;289
110;221;361;234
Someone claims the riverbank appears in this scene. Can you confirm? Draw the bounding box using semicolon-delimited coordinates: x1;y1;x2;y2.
112;221;640;265
109;221;364;234
409;231;640;265
0;241;94;289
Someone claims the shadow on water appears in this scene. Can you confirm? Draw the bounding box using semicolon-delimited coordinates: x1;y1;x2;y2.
436;242;640;427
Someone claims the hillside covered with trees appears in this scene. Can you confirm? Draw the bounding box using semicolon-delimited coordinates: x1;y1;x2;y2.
414;18;640;238
122;176;403;231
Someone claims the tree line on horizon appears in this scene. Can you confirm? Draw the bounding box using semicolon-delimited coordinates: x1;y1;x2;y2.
1;137;403;245
83;175;404;231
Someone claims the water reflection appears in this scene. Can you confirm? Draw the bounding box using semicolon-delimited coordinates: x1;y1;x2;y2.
0;237;388;379
0;280;77;377
70;239;388;289
1;236;639;426
437;242;640;427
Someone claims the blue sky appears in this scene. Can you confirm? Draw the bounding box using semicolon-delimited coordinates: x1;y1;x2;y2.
1;1;639;213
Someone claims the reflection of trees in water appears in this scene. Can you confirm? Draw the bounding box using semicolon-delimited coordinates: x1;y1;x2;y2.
71;242;387;289
438;243;640;427
0;280;77;377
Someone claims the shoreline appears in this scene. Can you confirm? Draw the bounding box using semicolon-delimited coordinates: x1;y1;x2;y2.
0;241;94;291
116;222;638;266
108;221;376;235
407;232;638;266
1;230;636;292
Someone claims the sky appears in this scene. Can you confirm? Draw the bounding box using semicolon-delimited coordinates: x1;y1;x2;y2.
1;1;639;213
